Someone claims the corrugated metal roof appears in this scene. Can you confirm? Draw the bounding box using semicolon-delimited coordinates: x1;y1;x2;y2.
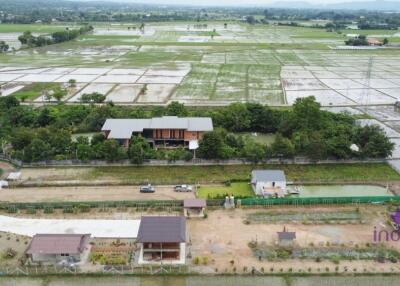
150;116;188;129
184;198;206;208
25;234;90;255
187;117;213;131
137;216;186;243
101;116;213;139
278;231;296;240
251;170;286;183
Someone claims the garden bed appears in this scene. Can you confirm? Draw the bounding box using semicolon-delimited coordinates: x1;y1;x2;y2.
245;210;362;224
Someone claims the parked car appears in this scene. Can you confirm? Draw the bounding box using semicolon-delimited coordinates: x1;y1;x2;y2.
174;185;193;192
140;184;155;193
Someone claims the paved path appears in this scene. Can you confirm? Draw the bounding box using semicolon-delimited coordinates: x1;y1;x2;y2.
0;215;140;238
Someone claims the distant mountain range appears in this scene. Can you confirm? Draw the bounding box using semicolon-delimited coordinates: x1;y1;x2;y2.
267;1;400;11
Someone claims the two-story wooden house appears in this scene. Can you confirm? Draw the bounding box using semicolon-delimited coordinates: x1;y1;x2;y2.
101;116;213;148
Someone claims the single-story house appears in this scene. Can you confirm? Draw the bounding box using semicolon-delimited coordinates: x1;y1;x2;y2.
101;116;213;148
183;198;206;218
25;234;91;264
137;216;186;265
251;170;287;197
277;227;296;246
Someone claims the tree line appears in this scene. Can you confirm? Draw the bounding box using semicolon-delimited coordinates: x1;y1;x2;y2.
0;95;393;163
18;25;93;48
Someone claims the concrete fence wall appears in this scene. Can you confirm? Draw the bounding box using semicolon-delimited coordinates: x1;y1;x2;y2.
6;157;387;168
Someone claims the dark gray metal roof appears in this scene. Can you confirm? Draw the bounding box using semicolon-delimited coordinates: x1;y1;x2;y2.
101;116;213;139
251;170;286;183
278;231;296;240
137;216;186;243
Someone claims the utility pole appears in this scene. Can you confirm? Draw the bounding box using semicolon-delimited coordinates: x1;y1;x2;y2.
362;57;373;112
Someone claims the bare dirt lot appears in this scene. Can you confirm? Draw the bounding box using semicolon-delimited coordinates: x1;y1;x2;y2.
0;185;195;203
188;207;400;274
0;232;30;267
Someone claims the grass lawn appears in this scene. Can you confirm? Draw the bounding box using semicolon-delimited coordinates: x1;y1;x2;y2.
197;182;254;199
84;163;400;185
236;132;276;145
12;83;60;101
0;24;79;33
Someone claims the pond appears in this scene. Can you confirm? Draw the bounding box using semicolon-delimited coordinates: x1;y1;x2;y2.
1;275;400;286
288;184;393;198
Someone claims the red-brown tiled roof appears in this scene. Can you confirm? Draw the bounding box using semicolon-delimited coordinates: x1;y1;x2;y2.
26;234;90;255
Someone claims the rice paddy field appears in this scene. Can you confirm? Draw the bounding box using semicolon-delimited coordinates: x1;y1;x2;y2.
1;22;400;106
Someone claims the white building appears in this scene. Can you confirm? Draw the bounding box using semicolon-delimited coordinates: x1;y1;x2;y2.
137;216;186;265
251;170;287;197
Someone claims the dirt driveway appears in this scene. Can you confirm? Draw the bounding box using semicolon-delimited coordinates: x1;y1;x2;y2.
0;185;195;203
188;207;400;273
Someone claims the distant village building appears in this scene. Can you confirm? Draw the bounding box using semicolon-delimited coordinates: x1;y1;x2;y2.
277;227;296;246
183;198;206;218
101;116;213;149
367;37;382;46
25;234;91;264
251;170;286;197
137;216;186;265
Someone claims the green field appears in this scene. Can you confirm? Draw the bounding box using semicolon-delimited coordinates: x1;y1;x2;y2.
12;83;60;101
83;163;400;185
197;182;254;199
236;133;276;145
0;23;79;33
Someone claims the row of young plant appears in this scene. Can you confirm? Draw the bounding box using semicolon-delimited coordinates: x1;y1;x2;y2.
1;200;184;213
0;96;394;162
250;242;400;263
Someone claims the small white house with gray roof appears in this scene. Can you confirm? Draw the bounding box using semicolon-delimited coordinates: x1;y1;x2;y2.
251;170;287;197
101;116;213;148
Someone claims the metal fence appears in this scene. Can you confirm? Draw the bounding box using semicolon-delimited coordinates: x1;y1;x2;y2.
0;196;398;212
0;265;189;276
239;196;400;207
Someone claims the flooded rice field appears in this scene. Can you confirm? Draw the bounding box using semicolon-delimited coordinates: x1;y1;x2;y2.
290;184;393;198
1;275;400;286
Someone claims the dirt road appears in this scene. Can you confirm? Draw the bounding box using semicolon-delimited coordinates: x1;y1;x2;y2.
0;185;195;203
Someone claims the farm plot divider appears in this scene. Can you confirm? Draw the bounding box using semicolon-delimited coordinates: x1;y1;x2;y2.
239;196;400;206
1;196;399;213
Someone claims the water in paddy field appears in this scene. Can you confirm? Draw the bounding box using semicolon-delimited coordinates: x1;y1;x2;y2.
289;185;393;198
1;276;400;285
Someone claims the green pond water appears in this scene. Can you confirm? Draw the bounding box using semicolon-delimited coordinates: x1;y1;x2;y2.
1;275;400;286
289;185;393;198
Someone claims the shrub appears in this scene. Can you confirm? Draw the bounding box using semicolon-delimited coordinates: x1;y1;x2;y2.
2;248;17;259
276;249;290;259
63;206;74;213
26;207;36;214
193;256;200;265
78;204;90;213
330;255;341;265
43;206;54;214
7;205;18;213
202;256;209;265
